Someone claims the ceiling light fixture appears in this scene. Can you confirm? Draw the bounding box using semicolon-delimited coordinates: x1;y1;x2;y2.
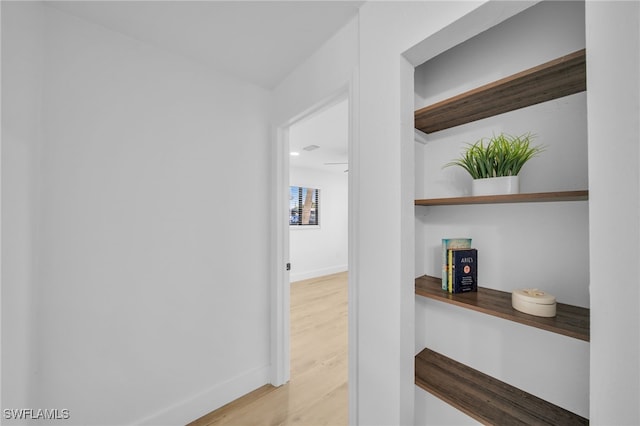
290;152;300;156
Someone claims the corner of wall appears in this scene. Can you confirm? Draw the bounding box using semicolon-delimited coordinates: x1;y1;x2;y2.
135;365;270;426
1;0;45;415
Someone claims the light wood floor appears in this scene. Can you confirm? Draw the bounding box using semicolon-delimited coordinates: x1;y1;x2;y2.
189;272;348;426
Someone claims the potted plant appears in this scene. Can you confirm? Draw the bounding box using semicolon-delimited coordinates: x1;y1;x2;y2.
444;132;545;196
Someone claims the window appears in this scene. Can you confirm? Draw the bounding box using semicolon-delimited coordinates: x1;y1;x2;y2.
289;186;319;226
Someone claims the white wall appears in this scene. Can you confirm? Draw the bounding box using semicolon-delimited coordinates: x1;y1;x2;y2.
1;0;44;414
2;4;272;425
271;19;358;126
586;1;640;424
289;166;348;282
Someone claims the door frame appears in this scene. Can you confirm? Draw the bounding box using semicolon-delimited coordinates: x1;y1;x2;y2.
270;75;359;423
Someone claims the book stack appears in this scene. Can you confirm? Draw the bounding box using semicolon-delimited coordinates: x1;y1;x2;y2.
442;238;477;294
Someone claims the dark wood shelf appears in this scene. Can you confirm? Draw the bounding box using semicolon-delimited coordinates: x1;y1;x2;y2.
415;347;589;425
415;275;589;341
414;49;586;134
415;190;588;206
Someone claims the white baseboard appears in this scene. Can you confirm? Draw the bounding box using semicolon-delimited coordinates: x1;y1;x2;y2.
133;364;270;426
290;265;348;282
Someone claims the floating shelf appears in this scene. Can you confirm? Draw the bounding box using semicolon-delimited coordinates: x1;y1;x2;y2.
415;190;588;206
415;347;589;425
415;275;589;341
414;49;587;134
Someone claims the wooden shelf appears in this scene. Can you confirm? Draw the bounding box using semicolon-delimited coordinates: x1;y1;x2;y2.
415;275;589;341
415;347;589;425
414;49;586;134
415;190;588;206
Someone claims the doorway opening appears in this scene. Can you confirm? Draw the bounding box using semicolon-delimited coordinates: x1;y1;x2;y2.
289;97;349;419
288;97;349;282
273;93;351;423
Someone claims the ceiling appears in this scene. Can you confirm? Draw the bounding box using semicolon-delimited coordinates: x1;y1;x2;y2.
47;1;363;90
289;98;349;174
46;1;355;172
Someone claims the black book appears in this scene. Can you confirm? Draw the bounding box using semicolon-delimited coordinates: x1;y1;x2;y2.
450;248;478;293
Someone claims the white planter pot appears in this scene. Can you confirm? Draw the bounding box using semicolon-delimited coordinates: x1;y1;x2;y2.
472;176;519;196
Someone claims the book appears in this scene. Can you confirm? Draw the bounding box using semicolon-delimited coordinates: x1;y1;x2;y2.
449;248;478;293
441;238;472;291
448;249;453;292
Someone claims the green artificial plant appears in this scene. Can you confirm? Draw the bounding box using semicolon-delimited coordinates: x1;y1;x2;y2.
445;133;545;179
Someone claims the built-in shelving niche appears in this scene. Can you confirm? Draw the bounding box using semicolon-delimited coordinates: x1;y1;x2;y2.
413;45;589;423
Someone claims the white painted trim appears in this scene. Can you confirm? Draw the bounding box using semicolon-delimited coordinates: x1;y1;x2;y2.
400;55;416;426
347;67;360;426
289;225;321;231
271;87;351;390
270;125;290;386
290;265;348;283
134;365;270;426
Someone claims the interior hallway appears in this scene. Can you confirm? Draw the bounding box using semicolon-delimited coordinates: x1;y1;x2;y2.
189;272;348;425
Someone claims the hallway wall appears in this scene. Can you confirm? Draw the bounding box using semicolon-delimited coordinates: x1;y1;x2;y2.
2;4;273;424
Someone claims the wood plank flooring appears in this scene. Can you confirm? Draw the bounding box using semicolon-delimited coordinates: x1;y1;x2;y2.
188;272;348;426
